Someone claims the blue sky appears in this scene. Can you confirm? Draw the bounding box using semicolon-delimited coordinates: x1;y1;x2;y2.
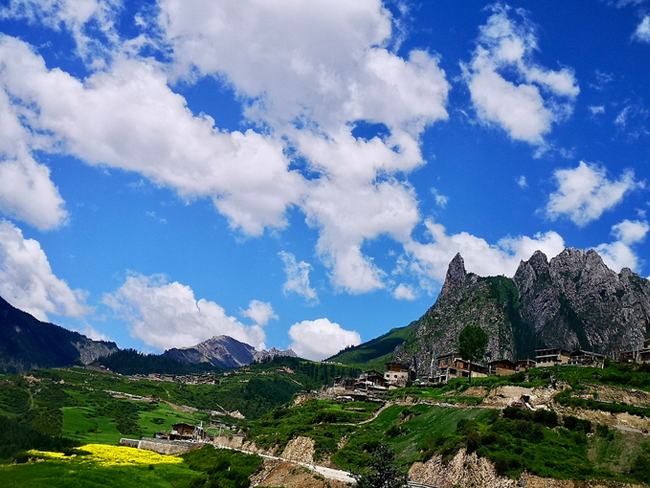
0;0;649;361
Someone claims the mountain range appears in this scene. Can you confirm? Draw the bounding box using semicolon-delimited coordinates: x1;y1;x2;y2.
163;335;297;369
0;294;296;373
2;247;649;376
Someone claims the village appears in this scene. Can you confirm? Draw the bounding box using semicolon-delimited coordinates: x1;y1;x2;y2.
333;338;650;393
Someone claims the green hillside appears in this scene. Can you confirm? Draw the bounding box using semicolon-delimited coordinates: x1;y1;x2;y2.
327;322;417;371
3;360;650;486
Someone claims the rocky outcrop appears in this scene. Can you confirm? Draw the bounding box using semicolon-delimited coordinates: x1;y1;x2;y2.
165;335;256;369
409;449;516;488
395;272;517;378
409;449;647;488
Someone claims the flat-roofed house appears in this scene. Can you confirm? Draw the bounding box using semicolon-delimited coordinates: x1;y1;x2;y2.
569;350;606;367
384;363;411;386
535;348;571;367
431;353;488;383
517;359;537;371
488;359;517;376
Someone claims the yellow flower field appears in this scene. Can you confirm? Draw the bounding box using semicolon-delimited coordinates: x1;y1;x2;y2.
28;444;184;468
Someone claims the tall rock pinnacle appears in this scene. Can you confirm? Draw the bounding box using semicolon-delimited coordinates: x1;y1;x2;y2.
441;253;466;295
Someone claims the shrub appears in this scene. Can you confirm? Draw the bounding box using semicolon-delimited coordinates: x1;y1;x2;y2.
562;415;592;433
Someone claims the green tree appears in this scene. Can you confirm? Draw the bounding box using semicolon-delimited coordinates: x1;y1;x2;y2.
457;325;489;383
352;443;408;488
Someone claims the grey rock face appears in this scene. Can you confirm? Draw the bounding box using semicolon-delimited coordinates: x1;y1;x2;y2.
253;347;297;363
440;253;467;296
514;248;650;354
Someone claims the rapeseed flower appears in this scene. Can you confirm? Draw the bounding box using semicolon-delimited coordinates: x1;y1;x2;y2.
27;444;184;468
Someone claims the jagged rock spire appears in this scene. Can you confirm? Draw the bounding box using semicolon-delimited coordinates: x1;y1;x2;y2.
441;253;466;295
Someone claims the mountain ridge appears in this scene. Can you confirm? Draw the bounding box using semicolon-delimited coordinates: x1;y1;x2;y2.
0;295;118;373
163;335;297;369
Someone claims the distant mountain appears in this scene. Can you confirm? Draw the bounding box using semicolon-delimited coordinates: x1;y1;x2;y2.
163;335;296;369
0;295;118;374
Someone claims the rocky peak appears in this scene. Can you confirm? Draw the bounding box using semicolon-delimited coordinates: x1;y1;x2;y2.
441;253;466;296
513;250;550;295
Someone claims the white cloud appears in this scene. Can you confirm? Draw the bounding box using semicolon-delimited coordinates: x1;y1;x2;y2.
517;175;528;188
0;36;304;236
159;0;449;135
241;300;278;326
0;0;121;63
279;251;318;302
430;187;449;208
394;283;416;300
546;161;644;226
611;219;649;244
302;175;419;293
594;220;649;272
462;5;578;145
0;87;67;230
404;219;566;282
633;15;650;43
0;0;452;293
0;220;89;321
288;318;361;361
589;105;605;116
103;273;267;351
615;106;631;128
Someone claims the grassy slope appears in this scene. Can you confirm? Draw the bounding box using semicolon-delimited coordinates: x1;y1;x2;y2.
327;323;417;371
4;361;650;485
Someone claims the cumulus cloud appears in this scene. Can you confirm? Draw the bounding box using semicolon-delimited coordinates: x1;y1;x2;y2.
288;318;361;361
546;161;644;226
240;300;278;326
279;251;318;302
517;176;528;188
0;220;89;321
394;283;417;300
0;36;303;236
0;1;452;293
0;87;67;230
595;219;649;271
612;219;650;244
103;273;266;351
462;5;579;145
633;15;650;43
405;219;566;282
